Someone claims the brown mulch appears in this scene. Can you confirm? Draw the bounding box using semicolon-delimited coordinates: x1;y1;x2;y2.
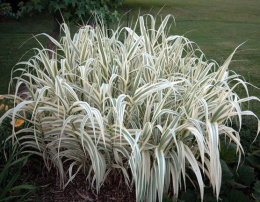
27;161;136;202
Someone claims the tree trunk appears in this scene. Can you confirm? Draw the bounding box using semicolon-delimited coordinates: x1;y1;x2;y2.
47;11;63;58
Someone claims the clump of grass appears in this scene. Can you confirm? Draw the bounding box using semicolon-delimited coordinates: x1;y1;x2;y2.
0;15;259;201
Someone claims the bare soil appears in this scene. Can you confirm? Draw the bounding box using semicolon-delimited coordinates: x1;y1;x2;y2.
27;161;136;202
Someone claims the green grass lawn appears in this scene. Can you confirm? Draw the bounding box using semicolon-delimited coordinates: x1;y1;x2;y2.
0;12;53;93
0;0;259;114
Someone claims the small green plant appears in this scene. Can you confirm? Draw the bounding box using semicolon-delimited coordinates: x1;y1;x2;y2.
0;15;259;201
0;115;37;201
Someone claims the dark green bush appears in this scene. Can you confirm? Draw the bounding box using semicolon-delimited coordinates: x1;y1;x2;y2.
0;1;16;21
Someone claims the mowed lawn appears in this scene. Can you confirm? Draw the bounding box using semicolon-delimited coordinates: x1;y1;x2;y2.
0;0;259;114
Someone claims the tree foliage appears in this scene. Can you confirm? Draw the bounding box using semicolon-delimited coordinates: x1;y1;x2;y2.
17;0;123;24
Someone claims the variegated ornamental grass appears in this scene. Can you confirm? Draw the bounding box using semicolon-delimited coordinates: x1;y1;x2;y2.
0;15;259;201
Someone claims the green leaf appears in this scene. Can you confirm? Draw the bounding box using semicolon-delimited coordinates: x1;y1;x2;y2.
220;159;233;183
0;172;20;198
75;9;85;18
220;141;237;163
49;1;59;11
35;4;43;12
227;190;250;202
247;151;260;170
70;0;77;7
10;184;37;191
64;0;70;6
227;180;248;189
253;181;260;201
234;165;255;186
